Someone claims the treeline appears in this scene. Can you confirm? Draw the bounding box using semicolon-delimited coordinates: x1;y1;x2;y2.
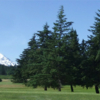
0;64;16;81
12;6;100;94
0;64;16;75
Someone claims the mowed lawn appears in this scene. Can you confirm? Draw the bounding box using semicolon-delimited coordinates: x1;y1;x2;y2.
0;79;100;100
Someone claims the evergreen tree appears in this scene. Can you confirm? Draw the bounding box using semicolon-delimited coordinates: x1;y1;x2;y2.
12;65;23;83
12;34;39;83
7;66;16;75
78;39;90;88
62;29;80;92
27;23;54;90
26;34;39;78
52;6;73;91
87;10;100;93
1;65;6;75
0;65;16;75
12;48;30;83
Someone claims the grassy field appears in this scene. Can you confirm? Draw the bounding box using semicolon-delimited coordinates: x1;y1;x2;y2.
0;79;100;100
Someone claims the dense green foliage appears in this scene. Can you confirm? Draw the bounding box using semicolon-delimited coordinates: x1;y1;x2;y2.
86;10;100;93
12;6;100;94
0;64;16;75
0;64;16;81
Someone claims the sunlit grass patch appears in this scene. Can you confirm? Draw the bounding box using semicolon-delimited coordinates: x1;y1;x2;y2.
0;79;100;100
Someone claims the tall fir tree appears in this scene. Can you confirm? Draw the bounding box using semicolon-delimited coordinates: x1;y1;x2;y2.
62;29;80;92
78;39;90;88
12;48;30;83
87;9;100;93
12;35;38;83
52;6;73;91
27;23;55;90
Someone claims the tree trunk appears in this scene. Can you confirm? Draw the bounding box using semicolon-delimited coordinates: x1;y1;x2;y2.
58;86;61;91
70;84;74;92
44;86;47;91
95;85;99;94
86;87;88;89
58;79;61;91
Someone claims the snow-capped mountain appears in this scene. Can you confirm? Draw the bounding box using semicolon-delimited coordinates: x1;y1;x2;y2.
0;53;15;66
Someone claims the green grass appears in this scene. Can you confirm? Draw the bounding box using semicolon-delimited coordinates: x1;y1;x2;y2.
0;79;100;100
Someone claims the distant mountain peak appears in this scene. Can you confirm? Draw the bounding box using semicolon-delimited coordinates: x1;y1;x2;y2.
0;53;15;66
0;53;4;58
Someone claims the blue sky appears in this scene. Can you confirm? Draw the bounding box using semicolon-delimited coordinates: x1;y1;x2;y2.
0;0;100;63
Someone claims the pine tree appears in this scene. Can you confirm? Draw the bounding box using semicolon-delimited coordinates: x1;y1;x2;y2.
87;10;100;93
78;39;90;88
1;65;6;75
52;6;73;91
26;34;39;77
12;48;30;83
27;23;54;90
62;29;80;92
